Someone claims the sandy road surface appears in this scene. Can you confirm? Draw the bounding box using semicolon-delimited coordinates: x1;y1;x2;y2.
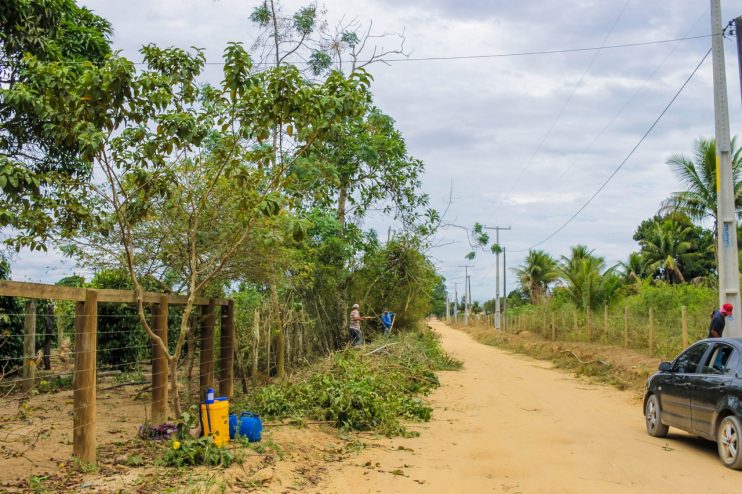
311;320;740;493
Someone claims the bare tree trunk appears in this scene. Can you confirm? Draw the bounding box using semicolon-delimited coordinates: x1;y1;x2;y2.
271;283;285;379
185;312;197;403
252;310;259;387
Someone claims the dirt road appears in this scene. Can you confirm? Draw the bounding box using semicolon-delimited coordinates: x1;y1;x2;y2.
311;319;740;493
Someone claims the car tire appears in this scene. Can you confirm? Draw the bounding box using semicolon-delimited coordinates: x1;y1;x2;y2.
645;394;669;437
717;415;742;470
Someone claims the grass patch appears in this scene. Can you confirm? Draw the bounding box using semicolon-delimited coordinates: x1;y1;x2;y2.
460;326;655;394
241;326;460;437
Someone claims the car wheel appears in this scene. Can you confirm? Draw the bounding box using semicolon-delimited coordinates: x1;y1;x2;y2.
645;394;669;437
717;415;742;469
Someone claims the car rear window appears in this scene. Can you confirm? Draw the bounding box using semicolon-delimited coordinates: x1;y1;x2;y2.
673;342;711;374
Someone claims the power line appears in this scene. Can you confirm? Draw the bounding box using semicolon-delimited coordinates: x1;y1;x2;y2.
44;34;711;67
550;8;710;186
514;47;712;253
505;0;631;196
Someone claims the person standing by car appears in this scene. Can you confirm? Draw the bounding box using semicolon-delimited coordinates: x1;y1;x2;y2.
708;303;733;338
349;303;372;346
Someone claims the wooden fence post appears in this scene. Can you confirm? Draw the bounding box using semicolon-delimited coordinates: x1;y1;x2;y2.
542;311;547;337
199;299;216;401
603;305;609;343
22;300;36;394
73;289;97;467
151;296;168;424
624;306;629;348
681;306;688;348
648;308;654;355
219;300;235;398
587;309;592;342
252;310;259;387
551;312;556;341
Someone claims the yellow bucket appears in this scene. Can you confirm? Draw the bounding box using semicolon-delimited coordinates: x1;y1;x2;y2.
200;399;229;447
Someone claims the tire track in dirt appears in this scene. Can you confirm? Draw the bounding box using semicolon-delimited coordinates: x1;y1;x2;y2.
308;319;740;493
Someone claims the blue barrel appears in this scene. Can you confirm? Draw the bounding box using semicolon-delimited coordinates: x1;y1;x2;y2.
228;413;239;439
239;412;262;442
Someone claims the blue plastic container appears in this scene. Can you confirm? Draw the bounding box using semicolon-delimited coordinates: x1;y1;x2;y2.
228;413;239;439
228;412;262;441
238;412;262;442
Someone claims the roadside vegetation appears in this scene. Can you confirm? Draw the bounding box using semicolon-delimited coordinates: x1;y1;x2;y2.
454;137;742;360
244;327;461;437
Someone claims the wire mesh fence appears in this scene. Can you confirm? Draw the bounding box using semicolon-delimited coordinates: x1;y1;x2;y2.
448;304;712;360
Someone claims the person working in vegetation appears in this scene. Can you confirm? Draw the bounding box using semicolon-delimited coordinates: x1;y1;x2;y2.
708;303;733;338
381;310;395;336
349;303;372;346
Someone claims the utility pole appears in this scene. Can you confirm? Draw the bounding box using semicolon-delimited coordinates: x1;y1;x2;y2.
712;0;742;337
445;290;450;321
484;225;511;330
503;247;508;331
459;265;473;325
453;282;459;322
467;274;472;319
735;16;742;104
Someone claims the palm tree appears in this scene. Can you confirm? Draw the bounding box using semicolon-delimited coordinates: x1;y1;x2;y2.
660;137;742;235
513;249;558;304
639;219;699;284
618;252;647;283
558;245;615;309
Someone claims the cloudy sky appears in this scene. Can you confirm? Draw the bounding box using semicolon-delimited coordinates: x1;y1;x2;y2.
12;0;742;302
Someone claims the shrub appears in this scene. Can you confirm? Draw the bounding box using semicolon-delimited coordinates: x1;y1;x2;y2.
243;327;460;436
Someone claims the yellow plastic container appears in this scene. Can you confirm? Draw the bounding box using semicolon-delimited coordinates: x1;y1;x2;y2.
200;399;229;447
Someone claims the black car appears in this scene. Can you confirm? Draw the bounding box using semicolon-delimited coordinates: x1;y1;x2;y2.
644;337;742;469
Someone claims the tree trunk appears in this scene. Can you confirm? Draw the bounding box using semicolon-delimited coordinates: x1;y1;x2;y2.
271;282;285;379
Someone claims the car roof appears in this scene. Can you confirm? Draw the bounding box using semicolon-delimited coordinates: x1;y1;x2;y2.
699;337;742;350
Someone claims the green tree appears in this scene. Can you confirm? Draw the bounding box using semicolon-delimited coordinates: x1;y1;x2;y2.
660;137;742;237
558;245;617;309
618;252;647;283
1;0;113;250
19;40;372;415
633;213;714;281
0;256;24;375
513;249;558;304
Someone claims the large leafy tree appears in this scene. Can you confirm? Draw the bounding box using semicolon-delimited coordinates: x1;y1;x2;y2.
16;40;371;415
660;137;742;236
0;0;113;250
632;213;714;283
513;249;558;304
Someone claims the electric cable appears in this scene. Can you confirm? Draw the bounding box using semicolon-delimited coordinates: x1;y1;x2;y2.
505;0;632;196
512;47;712;253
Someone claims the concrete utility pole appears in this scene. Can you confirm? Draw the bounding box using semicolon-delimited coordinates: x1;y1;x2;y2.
459;265;473;325
735;16;742;104
503;247;508;331
445;291;450;321
484;225;511;331
454;282;459;322
711;0;742;337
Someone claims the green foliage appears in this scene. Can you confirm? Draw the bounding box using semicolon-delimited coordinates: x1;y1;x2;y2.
245;328;459;436
514;249;558;304
660;137;742;229
157;406;235;468
0;255;24;374
0;0;113;250
558;245;617;309
350;238;439;332
249;2;271;27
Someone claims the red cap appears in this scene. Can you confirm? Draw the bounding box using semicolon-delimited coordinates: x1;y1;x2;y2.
722;303;733;314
